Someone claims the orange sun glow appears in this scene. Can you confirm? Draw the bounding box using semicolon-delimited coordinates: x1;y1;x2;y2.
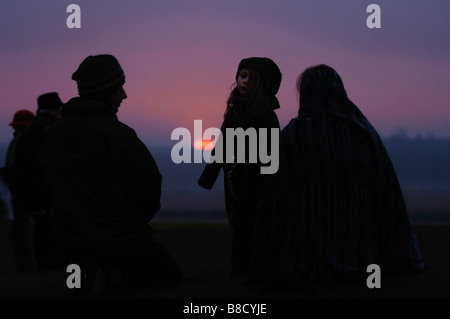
193;139;215;150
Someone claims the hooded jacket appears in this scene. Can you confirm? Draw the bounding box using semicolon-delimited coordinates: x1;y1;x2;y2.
198;98;280;225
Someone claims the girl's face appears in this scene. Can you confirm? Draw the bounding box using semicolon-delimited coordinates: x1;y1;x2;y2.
237;68;256;96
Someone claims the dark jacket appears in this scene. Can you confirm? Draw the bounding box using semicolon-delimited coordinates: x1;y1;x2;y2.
198;101;280;225
3;129;25;187
14;110;60;212
39;97;162;255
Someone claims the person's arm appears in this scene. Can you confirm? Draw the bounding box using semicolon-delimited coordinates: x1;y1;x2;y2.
198;117;230;190
111;124;162;223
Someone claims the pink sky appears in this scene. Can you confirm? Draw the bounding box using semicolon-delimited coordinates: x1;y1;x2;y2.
1;0;450;146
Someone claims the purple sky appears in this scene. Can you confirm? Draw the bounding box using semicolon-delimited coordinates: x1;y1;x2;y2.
1;0;450;146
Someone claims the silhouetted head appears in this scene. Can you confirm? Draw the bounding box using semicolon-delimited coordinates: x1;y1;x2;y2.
72;54;127;112
37;92;63;113
297;64;347;106
9;109;35;131
235;57;282;98
226;57;282;118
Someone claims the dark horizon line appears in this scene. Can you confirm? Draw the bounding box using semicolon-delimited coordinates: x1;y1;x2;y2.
1;129;450;149
144;132;450;148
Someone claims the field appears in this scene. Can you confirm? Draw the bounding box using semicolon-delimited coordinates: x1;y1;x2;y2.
0;220;449;315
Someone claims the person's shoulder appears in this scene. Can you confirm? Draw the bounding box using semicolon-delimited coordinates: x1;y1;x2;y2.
258;107;280;128
113;120;140;138
280;118;297;135
266;107;279;119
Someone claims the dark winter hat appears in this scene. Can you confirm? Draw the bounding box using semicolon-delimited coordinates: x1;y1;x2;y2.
72;54;125;96
235;57;282;109
9;109;35;127
37;92;63;111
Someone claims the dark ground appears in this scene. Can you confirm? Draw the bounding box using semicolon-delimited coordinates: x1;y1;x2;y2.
0;220;449;316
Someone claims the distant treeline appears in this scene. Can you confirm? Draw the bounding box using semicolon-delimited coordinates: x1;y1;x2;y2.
1;134;449;216
383;134;450;181
1;134;449;182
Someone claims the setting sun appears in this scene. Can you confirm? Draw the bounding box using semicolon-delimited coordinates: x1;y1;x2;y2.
193;139;215;151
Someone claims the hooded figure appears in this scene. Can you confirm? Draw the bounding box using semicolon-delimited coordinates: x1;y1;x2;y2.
251;64;425;287
198;57;282;276
235;57;282;110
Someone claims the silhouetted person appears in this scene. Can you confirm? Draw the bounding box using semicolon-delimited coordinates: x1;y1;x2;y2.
39;54;183;295
198;57;281;276
14;92;63;272
0;169;13;222
251;64;425;288
3;109;37;273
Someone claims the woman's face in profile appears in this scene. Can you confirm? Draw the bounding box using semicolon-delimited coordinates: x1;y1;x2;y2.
237;68;256;96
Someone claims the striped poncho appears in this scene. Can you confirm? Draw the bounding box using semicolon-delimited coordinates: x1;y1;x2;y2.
251;65;425;286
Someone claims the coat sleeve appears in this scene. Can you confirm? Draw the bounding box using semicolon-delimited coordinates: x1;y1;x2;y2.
111;125;162;223
198;161;222;190
197;117;230;190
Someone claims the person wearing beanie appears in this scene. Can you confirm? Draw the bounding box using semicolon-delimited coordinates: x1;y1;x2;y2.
3;109;37;273
38;54;183;295
71;54;126;113
14;92;64;272
251;64;425;288
198;57;282;277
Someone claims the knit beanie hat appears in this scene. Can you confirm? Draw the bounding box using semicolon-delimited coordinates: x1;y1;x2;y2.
72;54;125;97
235;57;282;109
37;92;63;111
